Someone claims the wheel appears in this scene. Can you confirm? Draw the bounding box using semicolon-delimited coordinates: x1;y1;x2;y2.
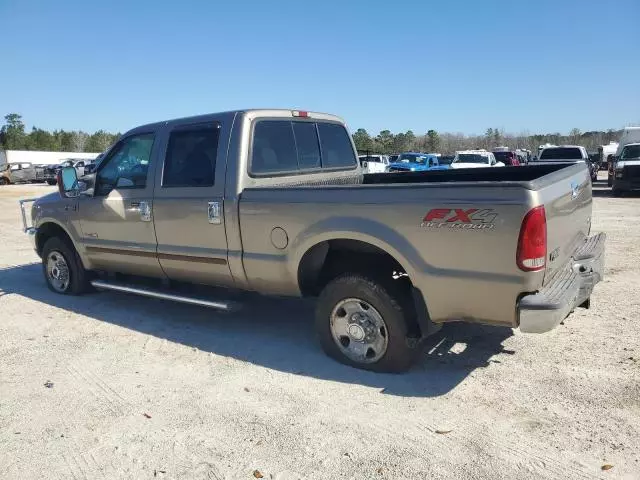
607;175;613;187
315;273;418;373
42;237;91;295
612;188;623;197
46;179;57;186
0;177;9;185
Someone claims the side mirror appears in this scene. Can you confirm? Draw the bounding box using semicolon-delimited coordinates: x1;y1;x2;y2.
362;161;368;168
57;166;80;198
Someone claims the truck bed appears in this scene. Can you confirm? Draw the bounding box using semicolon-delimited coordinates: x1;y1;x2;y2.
363;163;571;187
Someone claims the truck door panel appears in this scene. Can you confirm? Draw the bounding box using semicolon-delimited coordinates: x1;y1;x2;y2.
77;132;164;277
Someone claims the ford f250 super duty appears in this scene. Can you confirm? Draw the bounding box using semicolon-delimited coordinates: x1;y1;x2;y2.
19;109;605;372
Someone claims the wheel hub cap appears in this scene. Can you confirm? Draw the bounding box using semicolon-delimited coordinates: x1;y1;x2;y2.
329;298;389;364
46;251;70;292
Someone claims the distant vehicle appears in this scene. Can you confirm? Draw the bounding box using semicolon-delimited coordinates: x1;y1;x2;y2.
610;143;640;195
358;155;389;174
83;153;105;175
387;152;443;172
532;146;595;182
451;150;503;169
0;162;42;184
608;128;640;186
515;149;531;165
439;155;455;166
492;150;521;166
43;159;90;185
598;142;618;171
389;154;399;163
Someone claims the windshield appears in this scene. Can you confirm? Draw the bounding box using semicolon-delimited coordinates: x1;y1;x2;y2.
454;154;489;164
397;153;426;163
540;147;583;160
621;145;640;160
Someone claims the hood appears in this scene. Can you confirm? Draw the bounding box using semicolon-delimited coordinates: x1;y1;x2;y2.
617;159;640;168
35;191;62;206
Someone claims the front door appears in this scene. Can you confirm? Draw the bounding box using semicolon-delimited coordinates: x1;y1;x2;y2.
152;122;232;286
77;132;164;278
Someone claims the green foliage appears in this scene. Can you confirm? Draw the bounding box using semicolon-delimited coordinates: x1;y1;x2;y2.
425;130;440;152
0;113;119;153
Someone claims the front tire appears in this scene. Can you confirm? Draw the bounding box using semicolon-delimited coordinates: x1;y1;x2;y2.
315;273;418;373
42;237;90;295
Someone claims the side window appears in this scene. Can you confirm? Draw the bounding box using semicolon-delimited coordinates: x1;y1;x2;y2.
96;133;155;196
252;121;298;174
317;123;357;168
10;164;20;171
163;124;219;187
292;122;321;169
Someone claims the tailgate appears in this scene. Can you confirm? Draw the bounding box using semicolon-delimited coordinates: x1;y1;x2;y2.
535;163;592;285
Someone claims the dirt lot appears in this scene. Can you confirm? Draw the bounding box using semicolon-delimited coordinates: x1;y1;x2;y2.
0;176;638;480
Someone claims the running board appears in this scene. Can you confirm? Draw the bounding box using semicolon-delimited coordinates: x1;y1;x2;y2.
90;280;239;312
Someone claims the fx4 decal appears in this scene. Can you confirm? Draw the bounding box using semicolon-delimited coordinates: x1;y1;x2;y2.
421;208;498;230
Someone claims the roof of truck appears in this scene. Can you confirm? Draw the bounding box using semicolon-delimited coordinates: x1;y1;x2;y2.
126;109;345;136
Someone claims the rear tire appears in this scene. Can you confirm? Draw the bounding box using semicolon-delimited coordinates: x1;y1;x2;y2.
0;178;9;185
42;237;91;295
315;273;419;373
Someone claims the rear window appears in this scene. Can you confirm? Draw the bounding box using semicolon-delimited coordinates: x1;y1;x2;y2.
454;154;489;164
621;145;640;160
251;120;356;175
540;147;583;160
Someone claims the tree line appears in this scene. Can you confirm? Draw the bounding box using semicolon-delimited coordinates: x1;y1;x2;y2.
1;112;625;157
0;113;120;153
352;127;623;155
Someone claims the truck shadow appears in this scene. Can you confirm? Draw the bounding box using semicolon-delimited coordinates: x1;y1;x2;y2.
0;263;514;398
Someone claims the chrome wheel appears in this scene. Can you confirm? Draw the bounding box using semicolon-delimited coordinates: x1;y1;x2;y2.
330;298;389;364
46;250;70;292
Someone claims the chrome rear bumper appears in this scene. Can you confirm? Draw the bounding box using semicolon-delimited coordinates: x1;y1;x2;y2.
518;233;605;333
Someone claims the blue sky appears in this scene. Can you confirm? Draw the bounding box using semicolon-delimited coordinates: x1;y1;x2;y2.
2;0;639;136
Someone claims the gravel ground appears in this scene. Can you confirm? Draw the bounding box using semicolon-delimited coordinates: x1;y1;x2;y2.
0;176;638;480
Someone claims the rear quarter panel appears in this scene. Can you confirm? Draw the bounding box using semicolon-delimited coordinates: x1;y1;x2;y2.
239;183;544;327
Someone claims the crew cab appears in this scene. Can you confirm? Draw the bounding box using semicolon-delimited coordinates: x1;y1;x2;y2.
19;109;605;372
451;150;503;169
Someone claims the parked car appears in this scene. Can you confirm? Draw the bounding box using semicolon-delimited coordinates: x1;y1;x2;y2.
439;155;455;166
0;162;42;184
492;150;521;166
19;109;605;372
387;152;443;172
610;143;640;195
609;127;640;187
358;155;389;174
451;150;503;168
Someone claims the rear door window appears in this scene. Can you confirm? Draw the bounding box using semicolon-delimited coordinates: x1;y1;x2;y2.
163;124;220;187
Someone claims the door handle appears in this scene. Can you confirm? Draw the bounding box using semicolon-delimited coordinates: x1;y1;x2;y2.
208;201;221;224
128;201;152;222
64;204;77;212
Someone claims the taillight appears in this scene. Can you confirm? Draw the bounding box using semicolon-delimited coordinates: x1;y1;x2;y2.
292;110;309;118
517;206;547;271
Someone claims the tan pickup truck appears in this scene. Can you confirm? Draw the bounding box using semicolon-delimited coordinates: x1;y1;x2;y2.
19;109;605;372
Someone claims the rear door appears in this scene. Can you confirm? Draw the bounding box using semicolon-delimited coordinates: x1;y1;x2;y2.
152;122;232;286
